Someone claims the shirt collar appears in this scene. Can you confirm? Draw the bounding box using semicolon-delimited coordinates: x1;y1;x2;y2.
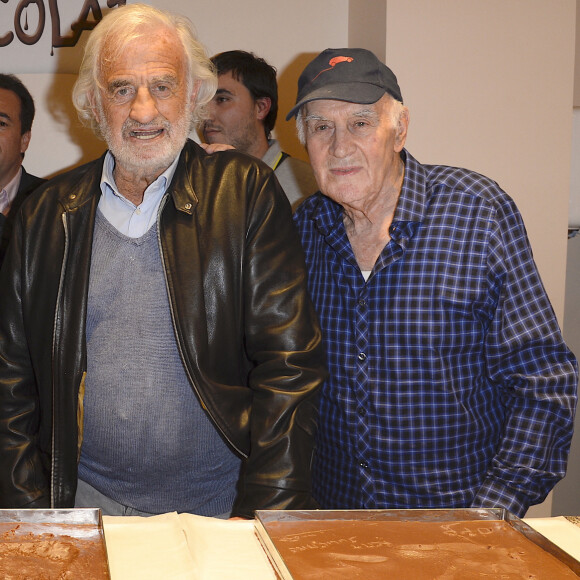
0;166;23;207
392;149;428;224
100;151;180;207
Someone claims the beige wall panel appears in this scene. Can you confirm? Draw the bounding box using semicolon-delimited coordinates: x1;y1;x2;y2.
385;0;575;324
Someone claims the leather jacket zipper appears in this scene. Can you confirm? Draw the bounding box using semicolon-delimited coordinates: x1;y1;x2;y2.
50;211;70;507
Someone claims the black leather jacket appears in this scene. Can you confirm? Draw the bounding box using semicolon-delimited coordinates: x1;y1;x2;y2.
0;140;325;518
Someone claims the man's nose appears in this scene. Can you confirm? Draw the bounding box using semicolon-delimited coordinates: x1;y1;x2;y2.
329;125;355;158
129;87;160;124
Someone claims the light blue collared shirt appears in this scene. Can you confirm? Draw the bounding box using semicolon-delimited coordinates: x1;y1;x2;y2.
98;152;180;238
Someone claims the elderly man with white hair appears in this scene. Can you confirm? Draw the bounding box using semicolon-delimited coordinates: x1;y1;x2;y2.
0;4;325;519
289;47;578;517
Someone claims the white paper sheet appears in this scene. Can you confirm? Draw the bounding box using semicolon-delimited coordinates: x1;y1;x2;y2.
525;516;580;561
103;512;196;579
179;513;276;580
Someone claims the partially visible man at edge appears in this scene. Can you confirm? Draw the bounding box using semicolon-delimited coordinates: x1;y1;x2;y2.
0;4;325;519
202;50;318;210
0;73;45;268
288;48;578;517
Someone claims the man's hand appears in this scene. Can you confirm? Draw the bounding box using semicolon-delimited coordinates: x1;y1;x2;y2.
199;142;235;154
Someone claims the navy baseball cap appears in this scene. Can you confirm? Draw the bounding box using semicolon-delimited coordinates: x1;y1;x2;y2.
286;48;403;120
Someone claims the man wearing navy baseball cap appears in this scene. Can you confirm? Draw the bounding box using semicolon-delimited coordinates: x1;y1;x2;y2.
290;48;578;517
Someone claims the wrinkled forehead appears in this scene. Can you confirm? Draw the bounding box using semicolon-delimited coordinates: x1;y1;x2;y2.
302;95;387;119
99;23;186;77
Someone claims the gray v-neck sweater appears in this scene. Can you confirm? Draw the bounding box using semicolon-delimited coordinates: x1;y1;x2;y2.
78;211;240;515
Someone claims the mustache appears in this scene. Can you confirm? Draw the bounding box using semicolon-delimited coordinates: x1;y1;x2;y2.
122;118;171;132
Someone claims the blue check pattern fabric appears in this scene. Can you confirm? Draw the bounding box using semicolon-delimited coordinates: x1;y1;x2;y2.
294;149;578;517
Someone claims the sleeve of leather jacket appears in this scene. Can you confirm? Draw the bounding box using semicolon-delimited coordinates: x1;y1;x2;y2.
0;210;51;508
231;172;327;519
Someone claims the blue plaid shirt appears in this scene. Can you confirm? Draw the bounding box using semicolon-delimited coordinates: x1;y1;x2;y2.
294;149;578;517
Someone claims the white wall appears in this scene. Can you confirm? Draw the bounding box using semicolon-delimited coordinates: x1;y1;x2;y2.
0;0;349;172
0;0;349;74
385;0;575;326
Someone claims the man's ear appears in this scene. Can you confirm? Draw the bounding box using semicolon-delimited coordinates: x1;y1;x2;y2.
394;107;409;152
20;131;31;155
255;97;271;121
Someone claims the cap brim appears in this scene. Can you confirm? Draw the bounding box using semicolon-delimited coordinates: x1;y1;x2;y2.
286;82;386;120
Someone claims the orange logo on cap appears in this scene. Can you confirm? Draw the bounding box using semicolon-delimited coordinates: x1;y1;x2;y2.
312;56;354;82
329;56;354;67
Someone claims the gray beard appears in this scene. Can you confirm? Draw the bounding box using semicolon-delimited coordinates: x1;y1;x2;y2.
97;102;192;177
